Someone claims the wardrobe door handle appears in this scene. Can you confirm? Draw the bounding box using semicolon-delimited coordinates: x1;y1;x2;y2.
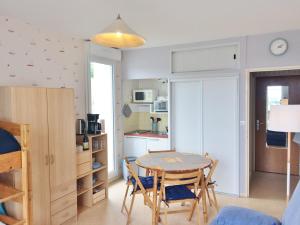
50;155;55;164
45;155;49;166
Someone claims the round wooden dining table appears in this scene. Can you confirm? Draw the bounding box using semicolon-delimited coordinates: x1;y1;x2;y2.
136;152;212;225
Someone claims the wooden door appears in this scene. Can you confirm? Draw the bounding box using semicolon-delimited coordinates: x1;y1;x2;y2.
11;87;51;225
255;76;300;175
47;89;76;201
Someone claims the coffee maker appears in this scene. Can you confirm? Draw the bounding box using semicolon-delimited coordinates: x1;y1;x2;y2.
87;114;101;134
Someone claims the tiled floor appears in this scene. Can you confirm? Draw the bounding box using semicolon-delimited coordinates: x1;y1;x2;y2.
78;172;299;225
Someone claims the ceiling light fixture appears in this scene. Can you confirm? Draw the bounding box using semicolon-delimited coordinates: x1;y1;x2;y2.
91;14;145;49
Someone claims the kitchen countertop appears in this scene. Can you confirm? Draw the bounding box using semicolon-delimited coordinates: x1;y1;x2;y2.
124;130;168;139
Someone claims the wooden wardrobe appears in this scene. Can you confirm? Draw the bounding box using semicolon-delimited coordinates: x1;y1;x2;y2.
0;87;77;225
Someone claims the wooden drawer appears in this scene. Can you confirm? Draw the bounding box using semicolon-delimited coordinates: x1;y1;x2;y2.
77;151;90;164
52;204;77;225
51;191;77;215
61;216;77;225
0;151;21;173
51;180;76;201
93;189;105;204
77;162;91;177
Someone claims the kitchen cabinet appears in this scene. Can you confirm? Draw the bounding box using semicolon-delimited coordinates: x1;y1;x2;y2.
146;138;169;151
124;136;147;157
124;136;170;157
0;87;77;225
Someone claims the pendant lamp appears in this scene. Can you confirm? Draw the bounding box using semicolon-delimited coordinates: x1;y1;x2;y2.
91;14;145;48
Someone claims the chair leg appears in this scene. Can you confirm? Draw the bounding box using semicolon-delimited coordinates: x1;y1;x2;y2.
206;187;213;207
211;187;219;212
121;183;130;213
126;192;136;225
196;201;201;225
164;204;168;225
188;200;196;221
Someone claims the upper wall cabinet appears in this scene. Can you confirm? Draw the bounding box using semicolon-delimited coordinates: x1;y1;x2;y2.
171;44;240;73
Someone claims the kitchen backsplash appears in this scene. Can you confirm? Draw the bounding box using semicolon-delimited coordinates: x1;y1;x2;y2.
0;16;86;118
124;112;168;133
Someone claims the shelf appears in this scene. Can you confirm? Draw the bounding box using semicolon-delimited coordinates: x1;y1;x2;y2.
0;215;24;225
87;133;107;138
93;180;105;188
92;149;105;154
77;171;91;179
77;187;90;196
92;166;107;173
0;183;23;203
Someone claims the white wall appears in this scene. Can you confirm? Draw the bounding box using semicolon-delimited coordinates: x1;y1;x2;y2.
0;15;86;118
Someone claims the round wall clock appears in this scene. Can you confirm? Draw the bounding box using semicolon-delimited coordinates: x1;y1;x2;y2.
270;38;288;56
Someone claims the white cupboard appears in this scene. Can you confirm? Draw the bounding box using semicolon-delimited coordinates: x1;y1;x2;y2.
124;136;147;157
146;138;170;151
124;136;170;157
171;76;239;195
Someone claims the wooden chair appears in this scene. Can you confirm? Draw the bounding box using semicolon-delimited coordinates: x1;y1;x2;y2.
157;169;202;225
121;157;157;225
203;153;219;212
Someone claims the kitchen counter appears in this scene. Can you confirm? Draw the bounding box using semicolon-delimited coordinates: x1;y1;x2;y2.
124;130;168;139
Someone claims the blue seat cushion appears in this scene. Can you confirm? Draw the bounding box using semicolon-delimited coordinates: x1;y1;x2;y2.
130;176;157;191
165;185;196;201
0;203;6;215
0;128;21;154
210;206;281;225
282;181;300;225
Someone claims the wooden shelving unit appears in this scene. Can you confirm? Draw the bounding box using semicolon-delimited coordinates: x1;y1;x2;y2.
76;133;108;215
0;121;29;225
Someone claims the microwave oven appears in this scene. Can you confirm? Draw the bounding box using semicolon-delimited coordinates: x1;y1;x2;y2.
153;100;168;112
133;89;156;103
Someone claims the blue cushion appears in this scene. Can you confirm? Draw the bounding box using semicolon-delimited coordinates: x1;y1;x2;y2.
282;181;300;225
165;185;196;201
210;206;281;225
131;176;157;191
0;203;6;215
0;128;21;154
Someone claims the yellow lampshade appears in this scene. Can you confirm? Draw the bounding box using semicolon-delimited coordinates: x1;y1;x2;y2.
91;14;145;48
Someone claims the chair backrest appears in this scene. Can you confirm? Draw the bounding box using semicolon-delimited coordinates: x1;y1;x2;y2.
204;153;218;185
148;149;176;154
124;157;139;180
282;181;300;225
160;170;202;199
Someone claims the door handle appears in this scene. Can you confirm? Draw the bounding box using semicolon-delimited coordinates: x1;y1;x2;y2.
256;120;264;131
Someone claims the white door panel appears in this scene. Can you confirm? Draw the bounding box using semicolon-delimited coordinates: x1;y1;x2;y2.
170;76;239;195
202;78;239;195
171;81;203;154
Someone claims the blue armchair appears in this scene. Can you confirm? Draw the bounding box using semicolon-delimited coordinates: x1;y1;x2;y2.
210;181;300;225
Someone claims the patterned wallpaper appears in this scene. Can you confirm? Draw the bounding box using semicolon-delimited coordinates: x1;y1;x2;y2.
0;16;86;118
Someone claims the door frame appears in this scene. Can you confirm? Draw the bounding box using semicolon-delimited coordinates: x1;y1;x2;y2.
244;65;300;197
88;55;119;179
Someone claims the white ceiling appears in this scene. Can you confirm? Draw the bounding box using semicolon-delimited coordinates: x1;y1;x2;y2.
1;0;300;48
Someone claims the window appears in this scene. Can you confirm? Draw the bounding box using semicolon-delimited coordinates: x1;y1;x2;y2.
90;61;116;178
